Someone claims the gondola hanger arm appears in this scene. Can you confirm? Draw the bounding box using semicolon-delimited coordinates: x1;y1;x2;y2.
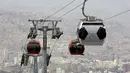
82;0;88;18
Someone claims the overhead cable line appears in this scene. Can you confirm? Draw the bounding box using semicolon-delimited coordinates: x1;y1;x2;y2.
50;2;85;54
103;9;130;21
46;1;84;56
45;0;76;19
57;3;84;19
49;21;66;56
48;1;87;56
49;39;58;55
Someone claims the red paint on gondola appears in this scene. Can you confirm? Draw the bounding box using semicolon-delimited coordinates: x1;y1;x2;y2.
27;40;41;54
69;41;85;55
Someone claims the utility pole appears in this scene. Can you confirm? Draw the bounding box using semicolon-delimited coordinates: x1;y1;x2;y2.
28;19;62;73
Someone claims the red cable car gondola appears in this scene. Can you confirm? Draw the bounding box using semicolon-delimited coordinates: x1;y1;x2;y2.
27;40;41;54
69;40;85;55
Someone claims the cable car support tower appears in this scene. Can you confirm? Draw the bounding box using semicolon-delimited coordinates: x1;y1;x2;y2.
21;19;62;73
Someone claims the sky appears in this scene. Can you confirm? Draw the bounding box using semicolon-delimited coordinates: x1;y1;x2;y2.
1;0;129;12
1;0;129;10
0;0;130;25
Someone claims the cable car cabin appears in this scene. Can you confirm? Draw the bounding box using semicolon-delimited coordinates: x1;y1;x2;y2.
69;40;85;55
27;40;41;54
77;16;106;45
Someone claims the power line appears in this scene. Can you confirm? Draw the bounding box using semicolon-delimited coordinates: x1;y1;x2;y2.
104;9;130;21
50;39;58;55
45;0;76;19
47;2;83;55
50;2;84;53
57;2;83;19
44;1;83;53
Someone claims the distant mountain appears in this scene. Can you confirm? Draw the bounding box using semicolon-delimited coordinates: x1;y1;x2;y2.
0;11;130;72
